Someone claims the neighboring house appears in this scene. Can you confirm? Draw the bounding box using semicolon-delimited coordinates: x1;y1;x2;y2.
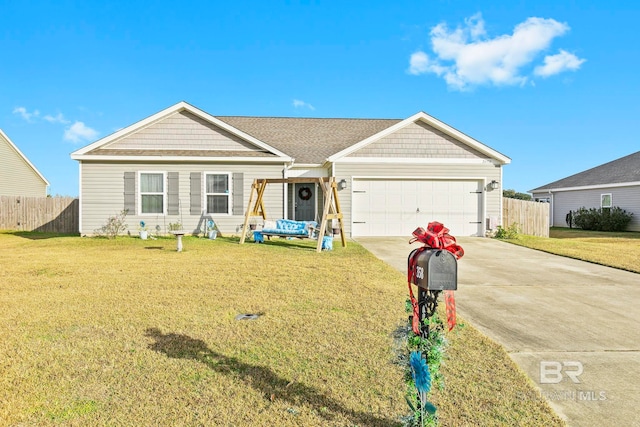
530;151;640;231
0;129;49;197
70;101;510;237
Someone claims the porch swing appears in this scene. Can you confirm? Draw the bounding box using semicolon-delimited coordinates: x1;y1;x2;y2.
239;177;346;252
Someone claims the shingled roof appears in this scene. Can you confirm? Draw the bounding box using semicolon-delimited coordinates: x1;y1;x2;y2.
530;150;640;192
215;116;401;164
72;102;511;165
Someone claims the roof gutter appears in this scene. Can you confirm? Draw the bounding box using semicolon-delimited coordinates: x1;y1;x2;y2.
530;180;640;193
71;154;292;163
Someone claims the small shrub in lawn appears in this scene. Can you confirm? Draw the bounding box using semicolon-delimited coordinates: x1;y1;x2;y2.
493;222;520;239
94;209;128;238
573;206;633;231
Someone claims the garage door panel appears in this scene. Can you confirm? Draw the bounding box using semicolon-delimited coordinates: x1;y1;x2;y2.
352;180;372;236
353;179;483;237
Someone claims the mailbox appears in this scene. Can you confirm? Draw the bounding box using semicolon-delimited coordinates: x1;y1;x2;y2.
409;248;457;291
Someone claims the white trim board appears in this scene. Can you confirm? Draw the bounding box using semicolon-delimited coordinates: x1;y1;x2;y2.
336;157;494;165
71;155;288;163
352;175;488;181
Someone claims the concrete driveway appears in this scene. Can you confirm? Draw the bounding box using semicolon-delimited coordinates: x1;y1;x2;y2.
356;236;640;427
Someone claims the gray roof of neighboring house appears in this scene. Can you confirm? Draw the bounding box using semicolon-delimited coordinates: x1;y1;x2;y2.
215;116;402;164
530;150;640;192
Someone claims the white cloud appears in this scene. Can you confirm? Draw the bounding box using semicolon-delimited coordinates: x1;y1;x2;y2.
408;14;584;90
12;107;99;143
13;106;40;122
408;51;448;76
534;49;586;77
43;112;70;124
293;99;315;110
64;121;98;143
409;51;429;75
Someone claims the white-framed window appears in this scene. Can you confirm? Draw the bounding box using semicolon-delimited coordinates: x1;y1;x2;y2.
139;171;166;214
205;172;231;214
601;193;612;209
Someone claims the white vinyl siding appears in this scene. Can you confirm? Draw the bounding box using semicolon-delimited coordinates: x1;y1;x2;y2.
79;162;284;236
205;172;231;214
139;172;166;215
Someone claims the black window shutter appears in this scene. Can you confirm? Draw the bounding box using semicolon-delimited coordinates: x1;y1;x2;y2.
190;172;202;215
124;172;136;214
167;172;179;215
232;172;244;215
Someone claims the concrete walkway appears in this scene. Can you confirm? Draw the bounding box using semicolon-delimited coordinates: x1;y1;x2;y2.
356;236;640;427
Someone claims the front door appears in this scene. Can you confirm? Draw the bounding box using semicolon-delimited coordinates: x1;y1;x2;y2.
294;183;316;221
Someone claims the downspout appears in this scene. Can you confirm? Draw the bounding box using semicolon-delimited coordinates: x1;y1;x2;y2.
499;165;504;231
548;190;553;227
78;161;83;235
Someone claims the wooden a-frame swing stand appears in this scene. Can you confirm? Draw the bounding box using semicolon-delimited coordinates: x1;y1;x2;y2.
239;177;346;253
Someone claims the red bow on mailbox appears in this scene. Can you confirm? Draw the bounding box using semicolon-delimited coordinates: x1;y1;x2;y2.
409;221;464;259
408;222;463;334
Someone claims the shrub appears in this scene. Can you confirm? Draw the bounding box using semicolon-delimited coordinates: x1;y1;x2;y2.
572;206;633;231
493;222;520;239
94;210;128;238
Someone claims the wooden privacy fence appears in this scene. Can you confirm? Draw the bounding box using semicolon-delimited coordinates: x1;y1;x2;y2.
0;196;79;234
502;197;550;237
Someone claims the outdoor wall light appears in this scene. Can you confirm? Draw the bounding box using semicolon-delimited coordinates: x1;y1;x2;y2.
338;179;347;190
490;180;499;190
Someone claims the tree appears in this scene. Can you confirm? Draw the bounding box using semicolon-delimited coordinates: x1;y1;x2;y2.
502;189;532;201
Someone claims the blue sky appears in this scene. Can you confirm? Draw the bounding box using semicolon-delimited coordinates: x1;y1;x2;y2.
2;1;638;196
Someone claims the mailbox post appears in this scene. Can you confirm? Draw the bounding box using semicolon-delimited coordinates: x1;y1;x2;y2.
408;248;458;338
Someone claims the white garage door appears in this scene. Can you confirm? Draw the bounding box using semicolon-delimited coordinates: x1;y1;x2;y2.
352;179;483;237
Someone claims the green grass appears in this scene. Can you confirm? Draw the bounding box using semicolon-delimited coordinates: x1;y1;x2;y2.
0;232;563;426
501;227;640;273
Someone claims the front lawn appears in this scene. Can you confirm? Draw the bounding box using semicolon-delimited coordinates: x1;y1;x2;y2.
0;233;563;426
503;227;640;273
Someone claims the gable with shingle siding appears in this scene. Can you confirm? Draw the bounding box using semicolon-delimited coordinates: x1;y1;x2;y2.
96;111;267;154
346;121;489;159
